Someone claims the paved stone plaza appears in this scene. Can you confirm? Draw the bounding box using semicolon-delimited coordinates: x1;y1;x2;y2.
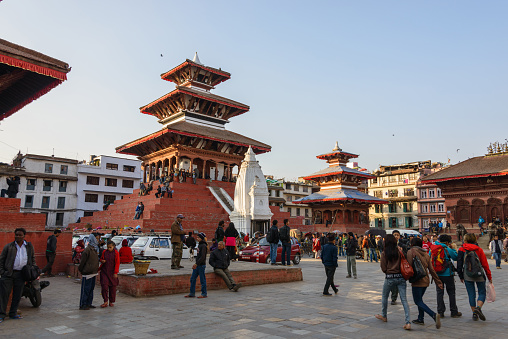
2;257;506;338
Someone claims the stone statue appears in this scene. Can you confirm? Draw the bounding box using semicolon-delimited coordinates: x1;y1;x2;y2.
0;176;20;198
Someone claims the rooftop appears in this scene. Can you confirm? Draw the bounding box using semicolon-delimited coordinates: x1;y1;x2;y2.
292;188;387;205
301;166;374;180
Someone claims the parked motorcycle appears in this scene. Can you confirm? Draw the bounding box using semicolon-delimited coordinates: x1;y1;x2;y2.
22;278;50;307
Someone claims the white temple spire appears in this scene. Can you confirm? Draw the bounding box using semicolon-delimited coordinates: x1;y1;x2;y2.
192;52;202;65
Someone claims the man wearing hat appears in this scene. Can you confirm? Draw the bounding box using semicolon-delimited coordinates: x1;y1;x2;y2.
171;214;187;270
185;232;208;298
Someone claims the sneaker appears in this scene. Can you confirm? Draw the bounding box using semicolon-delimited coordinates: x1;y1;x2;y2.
233;283;242;292
354;276;357;279
9;315;22;320
474;307;486;321
346;275;352;278
391;301;397;305
323;292;332;296
451;312;462;318
88;305;96;309
435;313;441;329
412;319;425;325
184;295;195;298
438;313;445;318
79;306;90;310
178;266;184;268
472;313;479;321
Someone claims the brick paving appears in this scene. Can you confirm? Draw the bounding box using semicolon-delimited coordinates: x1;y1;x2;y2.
1;256;506;338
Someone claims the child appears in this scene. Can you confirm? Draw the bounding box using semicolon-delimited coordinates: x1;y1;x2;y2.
119;239;133;264
99;240;120;308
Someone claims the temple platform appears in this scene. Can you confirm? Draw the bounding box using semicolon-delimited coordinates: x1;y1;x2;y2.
67;260;302;297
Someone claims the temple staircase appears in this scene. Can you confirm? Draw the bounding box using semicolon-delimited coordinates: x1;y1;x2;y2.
208;186;234;214
69;179;236;236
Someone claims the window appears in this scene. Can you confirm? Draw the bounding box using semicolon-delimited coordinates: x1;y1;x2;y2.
420;190;427;199
24;195;34;208
43;180;52;191
287;195;292;202
429;189;435;198
293;185;299;192
60;165;68;175
159;238;169;248
123;165;135;172
55;212;64;226
305;209;309;217
430;204;436;213
388;203;397;213
403;188;414;197
286;183;291;190
104;195;116;204
296;208;300;216
106;163;118;170
288;207;292;216
41;196;50;208
303;186;308;193
57;197;65;209
375;204;381;213
422;204;428;213
122;180;134;188
276;190;280;197
438;203;445;212
84;211;94;217
59;181;67;192
85;193;98;203
374;190;383;198
149;239;160;248
44;163;53;173
437;188;442;198
26;178;36;190
105;178;117;187
388;189;398;197
86;176;99;185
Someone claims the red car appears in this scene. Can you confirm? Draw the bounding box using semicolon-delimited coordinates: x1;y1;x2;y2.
238;237;301;265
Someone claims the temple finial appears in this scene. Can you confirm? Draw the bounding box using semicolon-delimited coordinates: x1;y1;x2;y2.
333;141;342;152
192;52;202;65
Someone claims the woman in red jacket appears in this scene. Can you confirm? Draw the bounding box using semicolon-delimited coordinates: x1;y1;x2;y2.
119;239;133;264
99;241;120;308
457;233;492;321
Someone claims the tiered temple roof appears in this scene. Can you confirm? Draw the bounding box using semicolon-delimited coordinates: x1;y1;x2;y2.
0;38;71;121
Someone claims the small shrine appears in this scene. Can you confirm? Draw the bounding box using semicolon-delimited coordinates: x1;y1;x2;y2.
293;142;387;233
230;147;273;235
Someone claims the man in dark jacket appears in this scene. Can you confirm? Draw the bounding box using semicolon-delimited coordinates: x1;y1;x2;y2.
0;228;36;321
279;219;292;266
344;232;358;279
321;233;339;295
0;176;20;198
209;241;241;291
215;221;225;242
185;232;208;298
78;234;100;310
41;229;61;277
267;220;280;265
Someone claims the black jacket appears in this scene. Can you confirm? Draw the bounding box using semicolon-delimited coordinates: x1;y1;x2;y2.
225;226;239;239
279;225;291;243
0;241;36;277
368;237;377;249
46;235;57;253
185;236;197;249
345;238;358;256
377;239;384;252
268;225;280;244
215;226;225;242
196;240;208;266
209;248;230;269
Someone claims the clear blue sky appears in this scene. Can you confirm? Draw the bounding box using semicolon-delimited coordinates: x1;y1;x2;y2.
1;1;507;180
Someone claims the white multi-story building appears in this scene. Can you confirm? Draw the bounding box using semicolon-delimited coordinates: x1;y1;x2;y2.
76;155;142;219
4;153;79;228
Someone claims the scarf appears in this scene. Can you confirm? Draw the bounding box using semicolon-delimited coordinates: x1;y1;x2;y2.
88;234;99;252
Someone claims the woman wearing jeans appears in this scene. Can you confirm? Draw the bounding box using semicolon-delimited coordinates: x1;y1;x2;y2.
375;235;411;330
457;233;492;321
407;237;444;329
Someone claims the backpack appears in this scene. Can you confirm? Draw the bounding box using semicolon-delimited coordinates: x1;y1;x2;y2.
430;244;449;274
266;230;273;243
464;250;484;278
409;254;427;283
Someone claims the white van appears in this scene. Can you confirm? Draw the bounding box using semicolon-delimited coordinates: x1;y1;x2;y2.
111;235;139;250
131;236;194;260
385;229;422;238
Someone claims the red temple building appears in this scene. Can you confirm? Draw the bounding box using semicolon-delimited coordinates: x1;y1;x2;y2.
421;142;508;233
72;54;278;235
116;53;270;182
293;142;387;233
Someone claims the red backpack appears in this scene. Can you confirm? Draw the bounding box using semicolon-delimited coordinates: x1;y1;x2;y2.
430;244;448;274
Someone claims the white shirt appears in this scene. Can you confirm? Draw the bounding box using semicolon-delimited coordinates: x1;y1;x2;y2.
13;241;28;270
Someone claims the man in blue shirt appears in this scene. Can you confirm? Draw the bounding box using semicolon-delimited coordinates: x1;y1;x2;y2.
321;233;338;296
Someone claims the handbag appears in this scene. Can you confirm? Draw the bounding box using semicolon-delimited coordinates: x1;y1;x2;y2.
21;264;41;281
399;249;414;280
486;281;496;303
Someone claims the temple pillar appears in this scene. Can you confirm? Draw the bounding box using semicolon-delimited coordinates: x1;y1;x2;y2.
202;161;207;179
214;163;218;181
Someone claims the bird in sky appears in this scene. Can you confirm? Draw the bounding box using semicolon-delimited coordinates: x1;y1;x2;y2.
161;54;163;57
456;149;460;153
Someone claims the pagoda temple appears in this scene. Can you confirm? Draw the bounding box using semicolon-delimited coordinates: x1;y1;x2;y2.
116;53;271;181
293;142;387;233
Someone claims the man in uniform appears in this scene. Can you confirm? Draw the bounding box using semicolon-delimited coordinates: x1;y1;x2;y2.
171;214;187;270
